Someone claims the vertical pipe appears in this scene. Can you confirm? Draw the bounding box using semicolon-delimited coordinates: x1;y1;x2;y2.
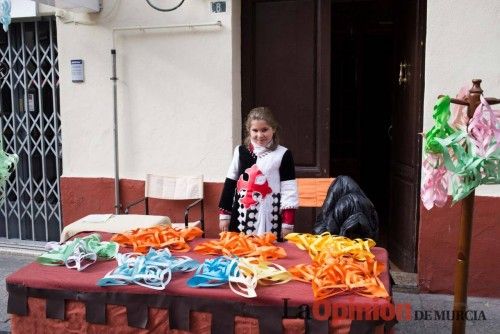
452;79;482;334
111;49;120;214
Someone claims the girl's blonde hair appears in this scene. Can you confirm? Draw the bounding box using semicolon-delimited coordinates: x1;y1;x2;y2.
244;107;280;150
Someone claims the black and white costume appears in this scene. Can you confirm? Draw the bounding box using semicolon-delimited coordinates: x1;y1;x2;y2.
218;144;299;238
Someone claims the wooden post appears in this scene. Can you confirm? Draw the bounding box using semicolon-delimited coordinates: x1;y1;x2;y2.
438;80;500;333
452;190;475;334
451;79;484;334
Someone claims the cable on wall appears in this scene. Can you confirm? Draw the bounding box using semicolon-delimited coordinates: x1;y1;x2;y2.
146;0;186;12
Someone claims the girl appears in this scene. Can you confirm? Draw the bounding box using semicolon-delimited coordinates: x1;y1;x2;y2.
218;107;298;240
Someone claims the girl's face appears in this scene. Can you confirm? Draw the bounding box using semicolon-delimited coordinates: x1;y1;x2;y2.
250;119;275;146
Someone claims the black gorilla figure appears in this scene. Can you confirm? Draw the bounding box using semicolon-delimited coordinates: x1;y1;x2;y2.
313;175;379;240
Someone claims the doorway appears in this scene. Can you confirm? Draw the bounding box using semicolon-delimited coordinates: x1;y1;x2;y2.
330;0;394;247
330;0;425;272
241;0;425;272
0;17;63;242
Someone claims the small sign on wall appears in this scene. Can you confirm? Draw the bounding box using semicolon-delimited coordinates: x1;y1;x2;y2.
71;59;84;83
28;93;35;112
211;1;226;13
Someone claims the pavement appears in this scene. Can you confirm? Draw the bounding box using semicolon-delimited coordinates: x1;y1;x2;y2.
0;250;37;334
392;291;500;333
1;249;500;333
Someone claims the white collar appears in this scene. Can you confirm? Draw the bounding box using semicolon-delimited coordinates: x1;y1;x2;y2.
250;139;273;157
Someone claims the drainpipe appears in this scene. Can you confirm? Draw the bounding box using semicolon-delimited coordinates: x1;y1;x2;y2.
111;49;120;214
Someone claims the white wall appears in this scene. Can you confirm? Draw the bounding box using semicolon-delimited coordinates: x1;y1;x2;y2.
424;0;500;196
56;0;240;182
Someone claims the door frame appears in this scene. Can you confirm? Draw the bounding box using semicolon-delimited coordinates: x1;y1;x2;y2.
410;0;427;272
388;0;427;272
240;0;427;271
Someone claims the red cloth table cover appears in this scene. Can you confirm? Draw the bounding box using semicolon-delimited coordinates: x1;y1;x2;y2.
7;233;394;333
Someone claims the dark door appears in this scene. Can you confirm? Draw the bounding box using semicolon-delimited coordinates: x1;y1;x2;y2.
242;0;331;232
241;0;330;177
388;0;426;272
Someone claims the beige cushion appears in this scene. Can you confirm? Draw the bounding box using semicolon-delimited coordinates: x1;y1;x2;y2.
60;214;171;242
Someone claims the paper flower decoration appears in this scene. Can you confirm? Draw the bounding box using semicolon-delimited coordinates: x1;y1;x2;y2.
421;94;500;209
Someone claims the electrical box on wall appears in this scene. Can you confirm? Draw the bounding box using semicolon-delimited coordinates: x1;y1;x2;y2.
32;0;100;13
71;59;84;83
11;0;38;18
